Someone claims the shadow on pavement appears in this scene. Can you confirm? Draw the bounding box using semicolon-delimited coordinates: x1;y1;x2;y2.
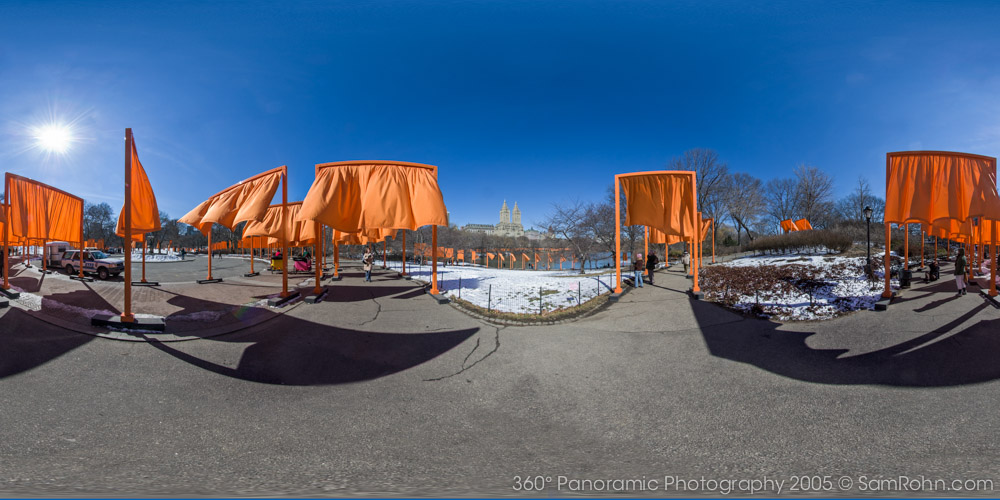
9;271;44;293
913;294;960;313
693;297;1000;387
145;320;479;385
0;308;93;379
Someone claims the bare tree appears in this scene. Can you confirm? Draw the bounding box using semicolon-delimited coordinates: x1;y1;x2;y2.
669;148;730;246
583;199;616;259
542;201;597;274
793;164;835;227
589;183;645;259
766;177;797;228
833;176;885;224
724;172;766;245
83;202;116;244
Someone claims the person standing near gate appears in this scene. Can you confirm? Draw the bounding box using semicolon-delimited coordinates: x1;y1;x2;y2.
681;251;691;274
363;245;375;282
954;247;968;296
632;254;644;288
645;252;658;285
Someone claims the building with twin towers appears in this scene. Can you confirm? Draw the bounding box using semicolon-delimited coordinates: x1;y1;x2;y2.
496;200;524;237
461;200;525;237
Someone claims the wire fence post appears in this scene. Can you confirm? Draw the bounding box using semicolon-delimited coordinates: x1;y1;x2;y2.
538;286;542;315
458;276;462;299
578;281;581;305
487;284;492;313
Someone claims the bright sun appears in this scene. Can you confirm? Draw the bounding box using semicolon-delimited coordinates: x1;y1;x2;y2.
33;124;74;153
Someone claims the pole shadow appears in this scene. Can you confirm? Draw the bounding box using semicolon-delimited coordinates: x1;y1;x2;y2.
145;320;479;385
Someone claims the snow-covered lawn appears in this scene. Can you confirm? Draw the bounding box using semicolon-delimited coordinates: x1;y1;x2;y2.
129;251;182;262
701;254;896;321
390;262;616;314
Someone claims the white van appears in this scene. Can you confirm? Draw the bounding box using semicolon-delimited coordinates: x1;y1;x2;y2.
45;241;72;267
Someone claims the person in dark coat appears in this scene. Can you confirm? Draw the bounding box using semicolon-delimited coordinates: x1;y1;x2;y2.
645;252;659;285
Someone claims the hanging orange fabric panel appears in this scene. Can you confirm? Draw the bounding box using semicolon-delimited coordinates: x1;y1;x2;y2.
298;161;448;232
648;226;683;245
6;174;83;243
975;219;1000;245
921;219;970;242
180;166;284;235
244;202;317;247
619;171;697;238
793;218;812;230
779;219;798;232
115;136;161;241
0;220;24;246
0;204;25;245
885;151;1000;225
700;218;713;242
333;228;396;245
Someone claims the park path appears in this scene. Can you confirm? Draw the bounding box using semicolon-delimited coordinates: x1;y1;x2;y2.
1;259;1000;496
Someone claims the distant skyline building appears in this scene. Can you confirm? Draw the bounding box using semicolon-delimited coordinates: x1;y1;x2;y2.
461;200;525;237
495;200;524;237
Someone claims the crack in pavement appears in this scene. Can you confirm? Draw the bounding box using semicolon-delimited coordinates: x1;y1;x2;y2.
424;325;504;382
358;290;383;326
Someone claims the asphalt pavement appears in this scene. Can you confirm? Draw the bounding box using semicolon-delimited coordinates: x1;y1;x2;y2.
2;261;999;497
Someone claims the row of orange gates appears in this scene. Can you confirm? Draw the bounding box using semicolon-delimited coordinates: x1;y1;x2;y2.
2;127;995;324
409;245;587;270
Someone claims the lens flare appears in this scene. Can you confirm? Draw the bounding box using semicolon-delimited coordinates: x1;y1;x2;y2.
33;124;74;153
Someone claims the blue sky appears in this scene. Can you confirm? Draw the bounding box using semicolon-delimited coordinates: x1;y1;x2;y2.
2;1;999;229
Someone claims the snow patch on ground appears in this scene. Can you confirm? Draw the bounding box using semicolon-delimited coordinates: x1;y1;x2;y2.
14;291;116;319
223;255;271;264
169;310;227;321
130;252;182;262
392;262;616;314
702;254;897;321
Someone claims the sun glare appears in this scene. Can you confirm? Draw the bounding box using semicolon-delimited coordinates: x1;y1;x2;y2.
33;124;74;153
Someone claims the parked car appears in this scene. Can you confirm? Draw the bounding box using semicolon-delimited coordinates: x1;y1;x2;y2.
61;250;125;280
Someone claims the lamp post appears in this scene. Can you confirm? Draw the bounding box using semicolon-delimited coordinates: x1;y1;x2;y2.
864;205;873;270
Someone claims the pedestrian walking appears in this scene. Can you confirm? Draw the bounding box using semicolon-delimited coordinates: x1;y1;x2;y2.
633;254;644;288
954;247;968;296
363;245;375;282
645;252;658;285
682;251;691;274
